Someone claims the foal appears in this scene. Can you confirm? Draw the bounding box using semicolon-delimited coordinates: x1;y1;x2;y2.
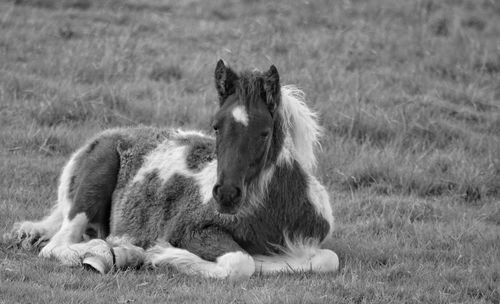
7;60;339;280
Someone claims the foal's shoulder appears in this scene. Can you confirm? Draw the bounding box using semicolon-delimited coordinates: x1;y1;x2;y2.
171;129;216;172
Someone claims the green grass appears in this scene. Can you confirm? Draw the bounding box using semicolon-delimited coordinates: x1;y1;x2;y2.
1;0;500;303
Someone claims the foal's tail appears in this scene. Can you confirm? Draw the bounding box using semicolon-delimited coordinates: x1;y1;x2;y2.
4;143;85;248
5;202;64;248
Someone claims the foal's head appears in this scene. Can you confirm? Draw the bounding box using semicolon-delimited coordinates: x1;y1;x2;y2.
211;60;284;214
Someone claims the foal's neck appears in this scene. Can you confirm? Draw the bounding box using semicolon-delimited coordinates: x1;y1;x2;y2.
260;159;308;210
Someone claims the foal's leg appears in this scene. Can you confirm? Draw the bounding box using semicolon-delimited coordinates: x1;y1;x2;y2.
76;235;146;274
253;244;339;274
146;227;255;281
38;213;90;265
39;137;120;265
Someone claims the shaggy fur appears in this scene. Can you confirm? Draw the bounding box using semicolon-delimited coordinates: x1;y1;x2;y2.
7;62;339;280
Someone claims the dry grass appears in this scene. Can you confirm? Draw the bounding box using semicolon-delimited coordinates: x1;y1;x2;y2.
1;0;500;303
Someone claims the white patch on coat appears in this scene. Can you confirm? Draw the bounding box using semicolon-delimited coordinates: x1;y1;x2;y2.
57;148;83;216
146;243;255;281
279;86;322;172
306;175;334;240
133;142;188;184
132;138;218;204
232;105;249;126
194;160;217;204
244;166;275;213
173;129;210;139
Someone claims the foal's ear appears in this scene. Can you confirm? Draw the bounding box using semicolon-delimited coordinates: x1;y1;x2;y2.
215;59;238;103
263;65;280;114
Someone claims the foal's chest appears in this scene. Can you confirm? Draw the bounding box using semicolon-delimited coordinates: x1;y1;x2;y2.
227;164;331;255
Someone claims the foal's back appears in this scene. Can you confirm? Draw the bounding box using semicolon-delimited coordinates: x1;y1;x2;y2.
109;129;218;248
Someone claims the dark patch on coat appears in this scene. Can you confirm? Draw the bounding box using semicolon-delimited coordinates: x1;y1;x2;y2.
114;127;171;192
266;113;285;168
67;127;170;237
226;160;330;255
112;171;201;248
112;170;165;247
68;135;121;237
184;138;216;172
178;225;243;262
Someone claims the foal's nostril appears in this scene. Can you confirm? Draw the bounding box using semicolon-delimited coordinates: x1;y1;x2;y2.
232;186;241;201
213;184;241;205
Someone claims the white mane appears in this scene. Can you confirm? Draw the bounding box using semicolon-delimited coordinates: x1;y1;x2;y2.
278;85;322;172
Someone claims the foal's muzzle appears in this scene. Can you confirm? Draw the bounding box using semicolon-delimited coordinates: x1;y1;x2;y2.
212;183;242;214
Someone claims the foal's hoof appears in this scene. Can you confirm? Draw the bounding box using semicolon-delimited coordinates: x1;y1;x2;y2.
83;254;112;274
311;249;340;273
217;252;255;282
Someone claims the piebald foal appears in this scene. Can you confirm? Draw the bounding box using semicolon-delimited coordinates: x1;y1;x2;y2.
7;61;339;280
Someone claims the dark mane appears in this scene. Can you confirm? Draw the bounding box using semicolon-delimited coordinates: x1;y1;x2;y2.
235;70;265;109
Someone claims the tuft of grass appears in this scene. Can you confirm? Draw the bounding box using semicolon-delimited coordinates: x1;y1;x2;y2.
120;2;172;13
148;65;183;83
461;15;487;31
428;15;450;37
58;24;77;40
474;56;500;75
32;96;94;126
62;0;91;10
13;0;56;9
14;0;92;10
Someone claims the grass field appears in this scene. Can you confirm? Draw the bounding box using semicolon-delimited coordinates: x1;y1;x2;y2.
1;0;500;303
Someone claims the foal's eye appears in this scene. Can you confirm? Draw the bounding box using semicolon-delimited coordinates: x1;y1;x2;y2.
260;130;270;138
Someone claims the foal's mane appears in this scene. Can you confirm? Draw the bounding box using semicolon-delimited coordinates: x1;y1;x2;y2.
279;85;322;172
242;85;322;215
229;69;322;172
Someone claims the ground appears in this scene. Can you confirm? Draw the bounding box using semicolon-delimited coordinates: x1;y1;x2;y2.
1;0;500;303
